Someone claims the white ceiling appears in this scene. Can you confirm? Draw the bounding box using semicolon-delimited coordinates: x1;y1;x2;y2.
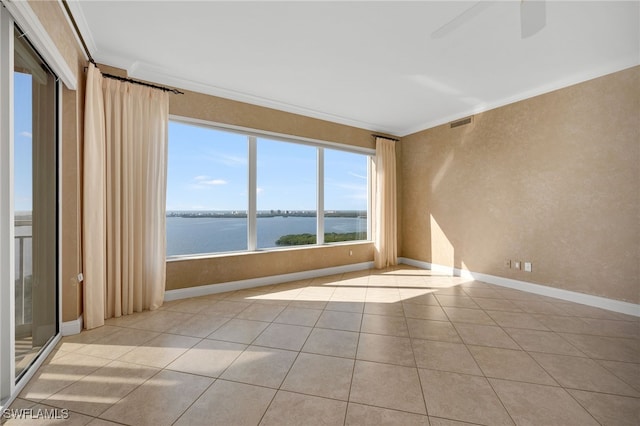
68;1;639;137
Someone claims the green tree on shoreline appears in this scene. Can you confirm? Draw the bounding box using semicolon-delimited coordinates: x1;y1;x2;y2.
276;232;364;245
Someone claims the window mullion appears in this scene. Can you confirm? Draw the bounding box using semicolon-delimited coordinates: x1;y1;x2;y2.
317;147;324;245
247;136;257;251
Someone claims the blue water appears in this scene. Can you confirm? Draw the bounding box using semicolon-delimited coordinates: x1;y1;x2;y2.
166;216;367;256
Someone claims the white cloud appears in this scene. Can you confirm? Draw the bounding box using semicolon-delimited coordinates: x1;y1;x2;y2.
189;176;228;188
186;175;229;191
201;152;247;167
200;179;228;186
220;154;247;166
256;187;264;195
333;182;367;192
19;131;32;139
348;172;367;180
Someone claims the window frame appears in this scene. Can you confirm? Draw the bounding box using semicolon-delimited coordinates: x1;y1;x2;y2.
167;115;373;259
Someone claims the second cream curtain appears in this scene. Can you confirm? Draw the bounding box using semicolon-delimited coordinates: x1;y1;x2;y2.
83;65;169;329
373;137;398;269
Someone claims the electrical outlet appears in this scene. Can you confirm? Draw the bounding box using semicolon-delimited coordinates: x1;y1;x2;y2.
524;262;532;272
514;261;521;270
504;259;511;268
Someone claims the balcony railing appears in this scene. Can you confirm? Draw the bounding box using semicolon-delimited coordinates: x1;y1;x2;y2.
15;218;32;328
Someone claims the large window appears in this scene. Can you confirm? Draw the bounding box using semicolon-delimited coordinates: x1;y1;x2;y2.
166;119;372;256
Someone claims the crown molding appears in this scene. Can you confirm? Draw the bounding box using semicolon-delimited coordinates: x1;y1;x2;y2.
400;58;640;137
124;60;404;137
106;56;640;138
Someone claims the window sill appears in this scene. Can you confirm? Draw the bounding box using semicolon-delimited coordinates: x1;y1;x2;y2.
165;240;373;263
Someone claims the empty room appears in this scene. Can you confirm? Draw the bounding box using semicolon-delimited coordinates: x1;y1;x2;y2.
0;1;638;425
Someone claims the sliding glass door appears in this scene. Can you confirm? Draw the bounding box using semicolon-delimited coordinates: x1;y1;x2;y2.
1;7;59;406
13;24;59;380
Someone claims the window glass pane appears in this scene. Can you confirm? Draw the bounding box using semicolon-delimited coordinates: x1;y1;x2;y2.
257;138;316;248
324;149;369;242
166;122;248;255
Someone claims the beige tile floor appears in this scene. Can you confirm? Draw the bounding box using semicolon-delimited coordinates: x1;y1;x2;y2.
5;266;640;425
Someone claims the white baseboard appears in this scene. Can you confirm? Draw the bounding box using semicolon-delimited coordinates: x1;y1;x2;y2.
164;261;375;302
399;257;640;317
61;315;83;336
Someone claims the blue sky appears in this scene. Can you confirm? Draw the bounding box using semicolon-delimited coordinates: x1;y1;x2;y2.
14;72;33;212
167;121;368;212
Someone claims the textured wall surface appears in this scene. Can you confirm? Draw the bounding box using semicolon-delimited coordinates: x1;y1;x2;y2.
29;1;86;321
166;243;374;290
170;89;377;150
400;66;640;303
27;0;81;81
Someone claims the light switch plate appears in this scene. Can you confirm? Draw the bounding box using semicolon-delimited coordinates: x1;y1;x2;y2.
524;262;532;272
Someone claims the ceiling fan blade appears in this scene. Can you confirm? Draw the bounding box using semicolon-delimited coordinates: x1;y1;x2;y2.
431;1;494;39
521;0;546;38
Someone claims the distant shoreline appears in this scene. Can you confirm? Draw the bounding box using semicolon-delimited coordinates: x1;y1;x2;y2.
167;211;365;219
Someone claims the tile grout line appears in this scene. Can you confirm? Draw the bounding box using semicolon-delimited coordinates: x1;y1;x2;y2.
342;287;367;425
408;317;430;419
442;291;519;426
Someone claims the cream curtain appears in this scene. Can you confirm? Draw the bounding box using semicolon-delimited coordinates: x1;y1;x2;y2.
373;137;398;269
83;64;106;330
83;64;169;329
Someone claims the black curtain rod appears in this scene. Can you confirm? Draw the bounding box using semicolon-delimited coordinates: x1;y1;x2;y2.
62;0;183;95
99;71;184;95
372;134;400;142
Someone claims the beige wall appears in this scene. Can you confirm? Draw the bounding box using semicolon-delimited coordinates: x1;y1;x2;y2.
60;82;84;322
168;243;373;290
29;1;85;321
400;66;640;303
171;89;377;150
28;0;80;83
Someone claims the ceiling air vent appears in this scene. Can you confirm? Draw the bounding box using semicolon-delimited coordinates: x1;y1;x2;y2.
450;116;473;128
